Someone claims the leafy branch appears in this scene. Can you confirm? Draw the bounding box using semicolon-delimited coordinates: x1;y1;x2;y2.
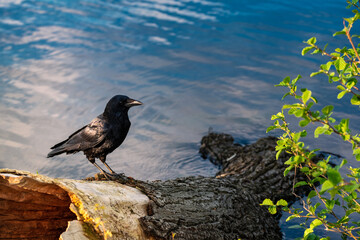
263;2;360;239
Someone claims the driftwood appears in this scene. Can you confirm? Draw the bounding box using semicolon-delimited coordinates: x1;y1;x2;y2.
0;133;310;240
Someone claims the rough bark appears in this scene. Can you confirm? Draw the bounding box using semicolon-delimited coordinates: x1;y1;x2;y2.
136;133;305;240
199;133;313;202
138;176;281;240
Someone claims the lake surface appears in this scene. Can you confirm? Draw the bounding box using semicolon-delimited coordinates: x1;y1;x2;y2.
0;0;358;238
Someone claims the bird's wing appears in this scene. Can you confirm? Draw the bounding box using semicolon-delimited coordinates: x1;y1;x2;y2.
50;125;87;149
51;116;109;152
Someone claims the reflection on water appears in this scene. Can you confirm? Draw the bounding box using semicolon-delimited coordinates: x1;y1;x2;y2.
0;1;359;238
0;0;357;177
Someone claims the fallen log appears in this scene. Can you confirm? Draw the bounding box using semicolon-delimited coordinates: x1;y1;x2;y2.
0;133;310;240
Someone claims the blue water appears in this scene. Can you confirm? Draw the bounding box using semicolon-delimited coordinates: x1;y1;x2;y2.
0;0;358;239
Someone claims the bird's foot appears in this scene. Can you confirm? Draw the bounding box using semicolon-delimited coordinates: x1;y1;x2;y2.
95;171;129;183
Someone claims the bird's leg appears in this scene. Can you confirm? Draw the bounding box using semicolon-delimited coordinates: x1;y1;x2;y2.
92;162;112;180
98;156;128;182
103;162;116;174
99;156;117;174
88;157;113;180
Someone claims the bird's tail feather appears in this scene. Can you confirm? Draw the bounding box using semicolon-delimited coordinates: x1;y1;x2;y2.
47;147;66;158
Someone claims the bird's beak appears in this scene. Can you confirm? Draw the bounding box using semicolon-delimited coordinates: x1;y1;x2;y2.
125;98;143;107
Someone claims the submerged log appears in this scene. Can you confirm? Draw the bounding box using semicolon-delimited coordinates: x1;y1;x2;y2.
0;133;308;240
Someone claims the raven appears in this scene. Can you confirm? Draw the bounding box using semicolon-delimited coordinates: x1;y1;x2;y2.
47;95;142;178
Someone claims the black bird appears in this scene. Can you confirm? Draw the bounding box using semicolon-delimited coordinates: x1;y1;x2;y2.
47;95;142;178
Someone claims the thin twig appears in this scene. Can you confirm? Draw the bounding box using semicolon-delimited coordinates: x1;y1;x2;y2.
344;19;360;63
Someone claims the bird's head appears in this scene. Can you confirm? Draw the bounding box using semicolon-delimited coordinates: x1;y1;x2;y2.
104;95;143;117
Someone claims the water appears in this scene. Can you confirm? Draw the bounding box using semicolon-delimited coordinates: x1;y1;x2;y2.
0;0;359;238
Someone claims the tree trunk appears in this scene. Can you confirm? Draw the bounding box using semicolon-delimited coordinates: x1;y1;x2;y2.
0;132;309;240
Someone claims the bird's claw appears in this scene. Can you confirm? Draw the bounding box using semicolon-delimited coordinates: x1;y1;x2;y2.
98;171;128;182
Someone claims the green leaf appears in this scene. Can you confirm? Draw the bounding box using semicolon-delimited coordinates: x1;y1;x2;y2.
337;216;350;225
308;190;317;199
327;168;342;186
306;233;318;240
321;180;334;192
282;92;291;100
320;61;332;71
300;130;307;137
299;119;310;127
271;112;284;120
288;108;297;115
344;17;354;24
337;85;346;91
337;91;347;99
310;71;322;77
276;199;288;206
302;46;314;56
325;199;335;210
292;75;302;85
302;90;312;104
283;76;291;84
311;96;318;103
337;118;349;133
321;105;334;116
276;149;282;160
354;148;360;155
334;58;347;71
301;167;310;173
332;76;340;82
266;126;277;133
328;117;335;123
339;159;347;168
343;183;360;193
284;165;293;176
283;104;295;109
293;132;302;142
261;198;274;206
286;215;300;222
314;126;327;138
307;37;317;45
311;48;321;55
354;11;360;20
346;78;357;89
268;205;277;214
294;181;308;188
295;109;304;117
285;156;294;165
333;30;346;36
304;228;314;238
310;219;323;229
350;95;360;105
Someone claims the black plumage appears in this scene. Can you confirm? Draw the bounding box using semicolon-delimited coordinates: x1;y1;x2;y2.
47;95;142;178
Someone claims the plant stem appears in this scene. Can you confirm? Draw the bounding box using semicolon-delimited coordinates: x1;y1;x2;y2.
344;19;360;63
